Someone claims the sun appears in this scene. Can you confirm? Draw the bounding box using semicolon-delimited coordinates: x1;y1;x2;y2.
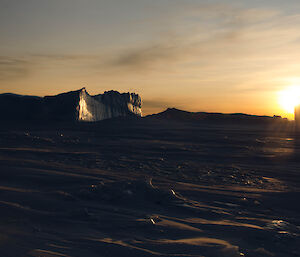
278;85;300;114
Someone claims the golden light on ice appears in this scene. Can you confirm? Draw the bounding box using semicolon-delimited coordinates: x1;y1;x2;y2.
278;85;300;113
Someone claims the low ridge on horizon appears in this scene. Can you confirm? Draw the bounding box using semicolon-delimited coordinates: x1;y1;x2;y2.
146;107;290;121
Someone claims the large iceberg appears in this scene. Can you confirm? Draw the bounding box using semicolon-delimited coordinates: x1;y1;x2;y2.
78;88;142;121
0;88;142;122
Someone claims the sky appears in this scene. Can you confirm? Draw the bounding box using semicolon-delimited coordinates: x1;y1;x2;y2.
1;0;300;118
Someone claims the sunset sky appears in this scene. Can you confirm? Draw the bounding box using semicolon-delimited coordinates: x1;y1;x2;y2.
1;0;300;119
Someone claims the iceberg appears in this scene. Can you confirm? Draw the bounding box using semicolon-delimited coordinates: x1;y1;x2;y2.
78;88;142;121
0;88;142;122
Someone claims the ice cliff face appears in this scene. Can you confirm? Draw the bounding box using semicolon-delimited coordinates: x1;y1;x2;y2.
78;88;142;121
0;88;142;122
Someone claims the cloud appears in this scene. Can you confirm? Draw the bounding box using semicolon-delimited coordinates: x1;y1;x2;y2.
1;2;300;89
103;4;288;73
30;54;98;62
0;54;101;81
0;56;31;81
108;42;181;71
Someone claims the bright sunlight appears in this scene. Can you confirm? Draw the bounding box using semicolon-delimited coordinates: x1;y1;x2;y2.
278;85;300;114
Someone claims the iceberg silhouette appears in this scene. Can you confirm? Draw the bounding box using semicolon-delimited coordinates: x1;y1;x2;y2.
0;88;142;122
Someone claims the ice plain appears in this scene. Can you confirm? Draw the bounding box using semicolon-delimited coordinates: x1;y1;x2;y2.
0;118;299;257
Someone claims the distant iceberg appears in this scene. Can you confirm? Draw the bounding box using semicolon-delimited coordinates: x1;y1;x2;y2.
0;88;142;122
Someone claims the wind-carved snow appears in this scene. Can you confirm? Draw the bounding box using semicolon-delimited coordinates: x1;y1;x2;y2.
78;88;142;122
